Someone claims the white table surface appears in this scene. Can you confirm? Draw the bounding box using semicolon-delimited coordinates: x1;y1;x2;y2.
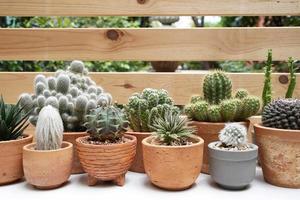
1;167;298;200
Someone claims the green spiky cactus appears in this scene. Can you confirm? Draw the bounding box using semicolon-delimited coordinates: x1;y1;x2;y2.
235;89;249;99
19;60;112;132
84;106;129;142
262;49;273;109
207;105;222;122
203;71;232;104
220;99;237;122
239;96;261;121
285;57;297;98
125;88;179;132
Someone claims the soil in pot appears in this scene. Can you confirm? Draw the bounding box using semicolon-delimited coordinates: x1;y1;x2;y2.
63;131;88;174
192;121;249;174
76;134;137;186
142;136;204;190
0;134;33;185
208;141;258;190
23;141;73;189
254;124;300;188
126;131;152;173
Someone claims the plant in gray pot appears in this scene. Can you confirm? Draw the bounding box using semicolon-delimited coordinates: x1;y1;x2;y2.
208;123;258;190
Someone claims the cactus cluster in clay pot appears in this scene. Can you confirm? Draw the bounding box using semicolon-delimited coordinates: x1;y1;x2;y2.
208;123;258;190
184;70;260;174
76;105;136;186
124;88;179;173
19;60;112;174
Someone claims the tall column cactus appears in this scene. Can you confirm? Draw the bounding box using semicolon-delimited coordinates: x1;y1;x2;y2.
125;88;179;132
19;60;112;132
262;49;273;109
285;57;297;98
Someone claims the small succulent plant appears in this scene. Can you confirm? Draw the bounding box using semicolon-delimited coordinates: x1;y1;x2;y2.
150;111;195;146
19;60;112;132
84;106;129;143
262;98;300;130
219;123;248;147
185;71;260;122
124;88;180;132
0;96;31;141
35;105;64;150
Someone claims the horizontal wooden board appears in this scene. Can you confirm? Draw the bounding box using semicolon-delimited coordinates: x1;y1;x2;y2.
0;28;300;61
0;0;299;16
0;72;298;105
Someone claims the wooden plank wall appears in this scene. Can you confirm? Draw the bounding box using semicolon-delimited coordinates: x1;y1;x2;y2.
0;72;298;105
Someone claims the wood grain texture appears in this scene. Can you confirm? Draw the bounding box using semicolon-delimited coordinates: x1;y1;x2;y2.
0;28;300;61
0;0;299;16
0;72;299;105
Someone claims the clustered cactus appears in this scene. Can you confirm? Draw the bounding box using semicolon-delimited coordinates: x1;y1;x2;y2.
19;61;112;132
124;88;180;132
84;106;129;142
185;71;260;122
218;123;248;147
35;105;64;150
150;111;195;146
262;99;300;130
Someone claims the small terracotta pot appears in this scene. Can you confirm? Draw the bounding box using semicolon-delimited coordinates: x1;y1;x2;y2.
142;136;204;190
23;141;73;189
63;131;88;174
126;131;152;173
76;135;137;186
0;134;33;185
254;124;300;188
191;121;249;174
151;61;180;72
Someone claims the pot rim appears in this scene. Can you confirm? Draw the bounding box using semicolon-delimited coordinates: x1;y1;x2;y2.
254;123;300;133
191;120;249;126
23;141;73;153
126;131;152;136
63;131;88;135
142;135;204;149
0;134;33;145
208;141;258;153
76;134;137;147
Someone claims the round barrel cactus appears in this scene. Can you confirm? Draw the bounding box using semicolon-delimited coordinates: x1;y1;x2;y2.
19;60;112;132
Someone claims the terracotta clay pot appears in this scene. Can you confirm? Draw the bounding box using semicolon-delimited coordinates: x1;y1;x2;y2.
76;135;137;186
151;61;180;72
142;136;204;190
192;121;249;174
254;124;300;188
0;134;33;185
63;131;88;174
23;141;73;189
126;131;152;173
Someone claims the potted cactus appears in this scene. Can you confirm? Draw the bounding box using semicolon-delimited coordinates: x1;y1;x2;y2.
23;105;73;189
0;96;33;185
19;60;112;174
124;88;179;173
254;99;300;188
208;123;258;190
76;105;136;186
185;71;260;173
142;111;204;190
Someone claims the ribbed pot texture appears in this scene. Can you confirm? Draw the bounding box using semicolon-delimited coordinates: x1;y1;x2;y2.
192;121;249;174
0;134;33;185
23;141;73;189
126;131;152;173
63;131;88;174
254;124;300;188
142;136;204;190
76;134;137;186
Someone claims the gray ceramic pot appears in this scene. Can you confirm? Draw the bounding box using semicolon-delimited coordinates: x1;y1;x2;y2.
208;142;258;190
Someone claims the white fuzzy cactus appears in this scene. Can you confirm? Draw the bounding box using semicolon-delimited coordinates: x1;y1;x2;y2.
19;60;112;131
35;105;64;150
218;123;248;147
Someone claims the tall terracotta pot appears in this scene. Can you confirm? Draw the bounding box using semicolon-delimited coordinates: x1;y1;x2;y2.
76;135;137;186
254;124;300;188
0;134;33;185
63;131;88;174
192;121;249;174
23;141;73;189
142;136;204;190
126;131;152;173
